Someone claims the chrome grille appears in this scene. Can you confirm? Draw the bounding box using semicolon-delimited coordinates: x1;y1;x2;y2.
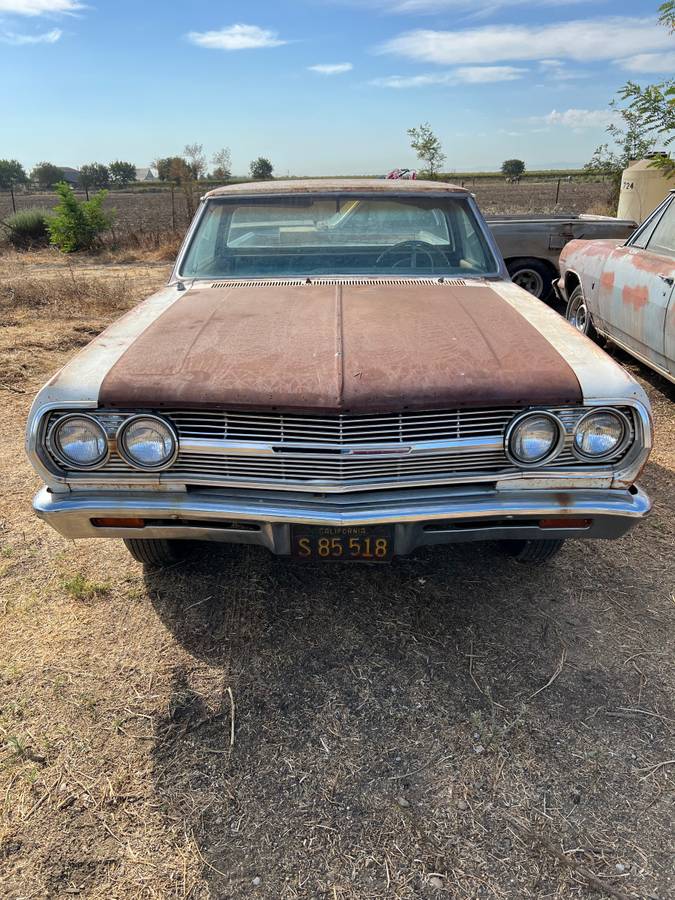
45;406;635;493
167;408;518;444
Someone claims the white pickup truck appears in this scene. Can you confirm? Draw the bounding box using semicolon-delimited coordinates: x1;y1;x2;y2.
487;214;637;299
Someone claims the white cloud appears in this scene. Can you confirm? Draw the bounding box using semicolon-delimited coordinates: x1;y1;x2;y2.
0;26;61;42
0;0;82;13
378;17;672;65
187;24;286;51
371;73;447;87
343;0;593;13
456;65;525;83
618;51;675;74
371;65;525;87
537;59;585;81
308;62;353;75
544;108;619;128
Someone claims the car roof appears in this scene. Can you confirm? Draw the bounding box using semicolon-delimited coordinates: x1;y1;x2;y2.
204;178;469;199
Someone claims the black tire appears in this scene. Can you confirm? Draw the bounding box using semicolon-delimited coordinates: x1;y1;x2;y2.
566;284;597;340
499;539;565;565
123;538;190;567
507;258;554;300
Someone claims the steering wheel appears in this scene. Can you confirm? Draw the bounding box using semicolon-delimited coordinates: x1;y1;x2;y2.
375;240;450;272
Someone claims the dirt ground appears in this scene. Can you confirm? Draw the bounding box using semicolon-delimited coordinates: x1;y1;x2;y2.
0;180;614;239
0;253;673;900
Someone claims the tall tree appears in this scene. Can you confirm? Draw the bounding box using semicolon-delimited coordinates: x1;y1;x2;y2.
407;123;445;179
79;163;110;199
31;162;64;189
586;103;660;210
501;159;525;180
0;159;27;212
109;160;137;187
184;143;207;180
659;0;674;30
154;157;184;182
598;3;675;185
211;148;232;180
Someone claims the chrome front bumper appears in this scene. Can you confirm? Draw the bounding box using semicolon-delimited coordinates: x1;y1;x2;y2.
34;484;651;556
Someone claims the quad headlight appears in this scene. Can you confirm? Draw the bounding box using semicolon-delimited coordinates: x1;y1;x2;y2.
117;415;177;470
506;411;565;467
49;414;109;469
573;409;628;460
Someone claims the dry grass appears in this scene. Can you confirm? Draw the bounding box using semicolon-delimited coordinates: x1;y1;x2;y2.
0;256;673;898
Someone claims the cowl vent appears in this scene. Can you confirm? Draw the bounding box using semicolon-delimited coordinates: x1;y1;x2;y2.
208;277;472;288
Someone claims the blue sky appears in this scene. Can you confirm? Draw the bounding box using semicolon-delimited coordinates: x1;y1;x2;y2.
1;0;672;174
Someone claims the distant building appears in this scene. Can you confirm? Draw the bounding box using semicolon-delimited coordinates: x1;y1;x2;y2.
59;167;81;186
135;167;157;182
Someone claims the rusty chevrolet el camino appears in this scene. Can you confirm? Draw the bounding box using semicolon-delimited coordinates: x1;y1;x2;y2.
557;189;674;385
26;179;652;567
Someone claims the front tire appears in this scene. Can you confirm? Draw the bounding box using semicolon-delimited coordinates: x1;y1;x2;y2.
123;538;191;567
507;258;554;300
499;539;565;565
566;284;597;340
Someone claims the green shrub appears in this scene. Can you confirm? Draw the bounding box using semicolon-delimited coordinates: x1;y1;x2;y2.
2;208;52;248
48;181;114;252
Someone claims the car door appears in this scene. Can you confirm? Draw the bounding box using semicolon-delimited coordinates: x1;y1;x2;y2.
597;194;675;373
666;291;675;380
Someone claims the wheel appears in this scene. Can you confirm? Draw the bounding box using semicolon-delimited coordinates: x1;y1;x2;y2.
566;284;598;340
123;538;191;567
507;259;554;299
499;539;565;565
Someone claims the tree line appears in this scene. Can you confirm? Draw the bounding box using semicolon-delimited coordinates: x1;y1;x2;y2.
0;147;275;196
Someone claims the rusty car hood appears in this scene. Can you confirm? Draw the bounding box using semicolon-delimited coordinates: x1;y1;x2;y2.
95;281;582;412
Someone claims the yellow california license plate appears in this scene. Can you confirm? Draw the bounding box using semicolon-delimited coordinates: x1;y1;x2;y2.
291;525;395;562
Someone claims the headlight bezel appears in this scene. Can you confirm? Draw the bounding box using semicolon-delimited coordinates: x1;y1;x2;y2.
116;414;178;471
47;413;110;470
572;408;631;462
505;409;566;468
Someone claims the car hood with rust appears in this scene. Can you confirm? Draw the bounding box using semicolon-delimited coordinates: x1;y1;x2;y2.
33;279;649;416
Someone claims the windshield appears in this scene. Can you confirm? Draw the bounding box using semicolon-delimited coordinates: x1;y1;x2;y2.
179;194;499;279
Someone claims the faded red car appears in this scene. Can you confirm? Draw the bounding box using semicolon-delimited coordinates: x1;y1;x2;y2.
557;189;675;384
26;180;652;569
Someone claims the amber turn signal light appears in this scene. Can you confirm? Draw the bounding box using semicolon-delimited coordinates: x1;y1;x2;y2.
539;518;591;529
91;517;146;528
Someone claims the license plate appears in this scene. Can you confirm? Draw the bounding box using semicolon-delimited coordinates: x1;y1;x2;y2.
291;525;395;562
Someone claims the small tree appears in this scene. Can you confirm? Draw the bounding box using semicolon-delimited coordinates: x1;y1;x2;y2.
166;157;199;219
0;159;28;213
501;159;525;180
48;181;114;252
79;162;110;199
407;123;445;179
586;106;658;209
211;147;232;180
31;162;64;189
250;157;273;180
109;160;136;187
184;143;207;180
617;82;675;180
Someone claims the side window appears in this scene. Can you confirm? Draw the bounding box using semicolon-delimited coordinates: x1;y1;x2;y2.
646;199;675;259
631;197;671;250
